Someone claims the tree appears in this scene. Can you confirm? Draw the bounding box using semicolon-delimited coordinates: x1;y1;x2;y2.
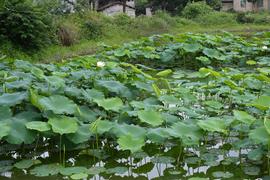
138;0;189;15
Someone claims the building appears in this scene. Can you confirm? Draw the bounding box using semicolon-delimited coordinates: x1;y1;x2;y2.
222;0;270;11
97;0;136;17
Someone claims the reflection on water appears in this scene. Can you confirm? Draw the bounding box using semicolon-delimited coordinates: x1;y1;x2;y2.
0;140;267;180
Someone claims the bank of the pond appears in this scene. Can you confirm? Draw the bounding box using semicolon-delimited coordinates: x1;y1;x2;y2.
2;17;270;63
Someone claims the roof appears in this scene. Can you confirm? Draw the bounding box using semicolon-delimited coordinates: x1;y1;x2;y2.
97;1;135;11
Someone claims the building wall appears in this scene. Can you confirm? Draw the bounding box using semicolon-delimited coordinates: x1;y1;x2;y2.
226;0;270;11
222;2;233;11
126;0;135;8
233;0;254;11
102;4;136;17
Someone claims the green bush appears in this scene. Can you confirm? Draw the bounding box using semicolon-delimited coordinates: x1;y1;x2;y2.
206;0;222;10
236;12;255;23
82;21;103;40
252;12;270;24
236;12;270;24
0;0;54;50
195;11;237;25
113;13;134;27
182;2;213;19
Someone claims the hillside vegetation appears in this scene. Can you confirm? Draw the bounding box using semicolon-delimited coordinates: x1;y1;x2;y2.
1;1;270;62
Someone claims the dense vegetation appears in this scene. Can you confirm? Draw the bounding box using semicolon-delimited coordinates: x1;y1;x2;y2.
1;0;270;62
0;32;270;179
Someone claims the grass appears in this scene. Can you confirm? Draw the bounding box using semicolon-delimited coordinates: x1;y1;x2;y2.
35;24;270;63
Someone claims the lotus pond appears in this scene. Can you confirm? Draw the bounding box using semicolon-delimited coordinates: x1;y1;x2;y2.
0;32;270;180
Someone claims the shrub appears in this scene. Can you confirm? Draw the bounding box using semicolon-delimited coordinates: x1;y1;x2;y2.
252;12;270;24
236;12;255;23
206;0;222;10
195;11;237;25
182;2;213;19
57;23;79;46
113;13;134;27
0;0;54;50
82;20;103;40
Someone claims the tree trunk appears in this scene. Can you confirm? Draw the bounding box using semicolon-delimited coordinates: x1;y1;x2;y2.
123;0;127;13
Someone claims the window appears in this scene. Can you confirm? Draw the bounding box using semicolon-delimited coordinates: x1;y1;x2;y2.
257;0;264;8
240;0;246;7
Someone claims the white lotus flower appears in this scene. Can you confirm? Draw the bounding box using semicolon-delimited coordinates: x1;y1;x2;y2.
97;61;105;68
262;46;268;50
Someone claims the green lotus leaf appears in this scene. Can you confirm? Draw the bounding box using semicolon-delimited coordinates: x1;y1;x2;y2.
197;118;227;134
133;162;154;174
25;121;51;132
31;67;44;79
247;148;263;161
249;96;270;110
264;118;270;135
117;134;145;153
156;69;172;77
38;95;78;114
233;110;255;125
67;124;93;144
14;159;41;169
188;177;209;180
95;97;123;112
244;77;262;90
60;166;88;176
75;106;97;123
204;100;223;110
96;80;131;98
151;156;175;164
138;110;163;127
87;167;106;175
168;122;202;146
48;116;78;135
182;43;202;53
30;164;63;177
105;167;128;174
90;120;115;134
243;166;260;176
82;89;104;103
0;123;10;140
0;92;27;106
71;173;88;180
203;48;221;59
212;171;234;178
112;123;146;139
146;128;170;143
45;76;65;88
0;106;12;120
249;126;270;145
6;111;40;144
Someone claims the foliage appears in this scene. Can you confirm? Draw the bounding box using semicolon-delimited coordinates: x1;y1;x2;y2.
206;0;222;10
98;32;269;69
0;0;53;50
144;0;189;15
195;11;237;25
236;12;255;23
182;2;213;19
